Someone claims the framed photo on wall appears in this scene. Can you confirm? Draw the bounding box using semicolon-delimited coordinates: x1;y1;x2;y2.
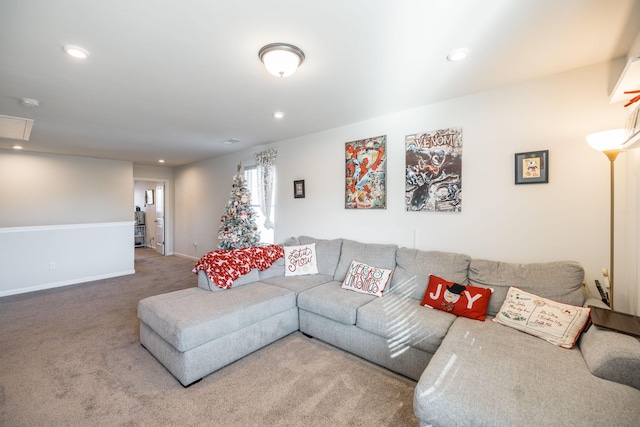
145;189;154;205
294;180;305;198
515;150;549;184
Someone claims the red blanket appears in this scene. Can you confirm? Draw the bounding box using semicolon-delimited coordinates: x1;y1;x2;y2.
192;244;284;289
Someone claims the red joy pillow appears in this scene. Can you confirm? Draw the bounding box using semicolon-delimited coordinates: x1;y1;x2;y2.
421;274;493;321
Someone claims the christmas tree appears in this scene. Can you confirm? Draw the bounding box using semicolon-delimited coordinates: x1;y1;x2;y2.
217;167;261;250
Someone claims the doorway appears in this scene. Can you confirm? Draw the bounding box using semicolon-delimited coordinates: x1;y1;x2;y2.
155;183;165;255
134;179;169;256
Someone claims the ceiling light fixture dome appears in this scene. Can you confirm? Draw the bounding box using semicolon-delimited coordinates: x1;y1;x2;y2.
447;48;469;62
62;45;90;59
19;98;40;108
259;43;305;77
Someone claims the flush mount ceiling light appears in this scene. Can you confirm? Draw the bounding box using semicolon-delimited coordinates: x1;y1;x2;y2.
259;43;305;77
273;111;285;119
62;45;90;59
19;98;40;108
447;48;469;62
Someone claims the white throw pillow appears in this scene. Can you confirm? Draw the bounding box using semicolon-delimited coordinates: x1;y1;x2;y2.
493;286;590;349
341;260;393;297
284;243;319;276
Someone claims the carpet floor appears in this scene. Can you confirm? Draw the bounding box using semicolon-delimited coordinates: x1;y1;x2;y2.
0;248;418;426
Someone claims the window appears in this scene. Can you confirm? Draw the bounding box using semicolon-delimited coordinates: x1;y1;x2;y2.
244;166;275;244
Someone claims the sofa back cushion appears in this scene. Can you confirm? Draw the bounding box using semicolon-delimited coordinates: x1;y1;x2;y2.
469;259;585;317
298;236;343;276
333;239;397;282
390;248;471;300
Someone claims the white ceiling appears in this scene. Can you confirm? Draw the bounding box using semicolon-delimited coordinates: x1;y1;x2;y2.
1;0;639;167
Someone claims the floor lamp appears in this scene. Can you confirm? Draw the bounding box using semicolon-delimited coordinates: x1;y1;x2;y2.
586;129;626;310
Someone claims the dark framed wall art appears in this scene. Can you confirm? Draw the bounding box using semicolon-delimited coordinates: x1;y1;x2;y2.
294;180;305;198
515;150;549;184
405;128;462;212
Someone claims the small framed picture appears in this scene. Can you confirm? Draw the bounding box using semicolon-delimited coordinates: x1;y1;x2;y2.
515;150;548;184
294;180;305;198
145;189;155;204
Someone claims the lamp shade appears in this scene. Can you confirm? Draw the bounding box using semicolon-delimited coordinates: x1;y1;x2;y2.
259;43;305;77
585;129;627;152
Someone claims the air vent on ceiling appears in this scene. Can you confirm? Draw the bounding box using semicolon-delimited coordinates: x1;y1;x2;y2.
0;114;34;141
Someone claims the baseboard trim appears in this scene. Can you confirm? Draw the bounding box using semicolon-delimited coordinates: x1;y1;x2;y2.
173;252;199;261
0;270;136;298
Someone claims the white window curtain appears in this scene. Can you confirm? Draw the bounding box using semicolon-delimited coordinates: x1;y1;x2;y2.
254;148;277;229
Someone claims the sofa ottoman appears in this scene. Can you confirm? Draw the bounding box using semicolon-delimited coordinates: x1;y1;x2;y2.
138;283;298;386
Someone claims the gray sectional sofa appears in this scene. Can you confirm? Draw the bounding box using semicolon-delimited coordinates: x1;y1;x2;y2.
137;236;640;426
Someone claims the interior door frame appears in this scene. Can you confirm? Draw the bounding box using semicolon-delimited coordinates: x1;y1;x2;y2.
133;177;172;256
155;183;165;255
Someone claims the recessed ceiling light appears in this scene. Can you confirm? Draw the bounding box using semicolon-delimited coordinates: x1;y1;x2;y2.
273;112;285;119
62;45;90;59
12;145;23;150
447;48;469;62
158;159;165;163
19;98;40;108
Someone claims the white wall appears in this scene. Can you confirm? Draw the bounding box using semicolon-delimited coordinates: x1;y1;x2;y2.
173;154;249;259
0;222;134;296
0;151;133;226
621;148;640;315
174;61;638;314
0;151;134;296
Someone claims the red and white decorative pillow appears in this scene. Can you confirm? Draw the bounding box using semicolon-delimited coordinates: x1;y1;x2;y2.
284;243;319;276
421;274;493;321
341;260;393;297
493;287;591;349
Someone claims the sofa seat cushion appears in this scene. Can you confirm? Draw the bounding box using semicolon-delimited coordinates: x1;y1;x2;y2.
297;281;376;325
414;317;640;426
261;274;334;294
468;259;585;317
137;284;296;352
356;293;456;354
390;249;471;300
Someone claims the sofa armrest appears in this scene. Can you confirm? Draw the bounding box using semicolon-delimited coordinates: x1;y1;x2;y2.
258;258;285;280
579;298;640;390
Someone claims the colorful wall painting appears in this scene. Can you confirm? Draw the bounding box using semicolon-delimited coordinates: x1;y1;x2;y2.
345;135;387;209
405;128;462;212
